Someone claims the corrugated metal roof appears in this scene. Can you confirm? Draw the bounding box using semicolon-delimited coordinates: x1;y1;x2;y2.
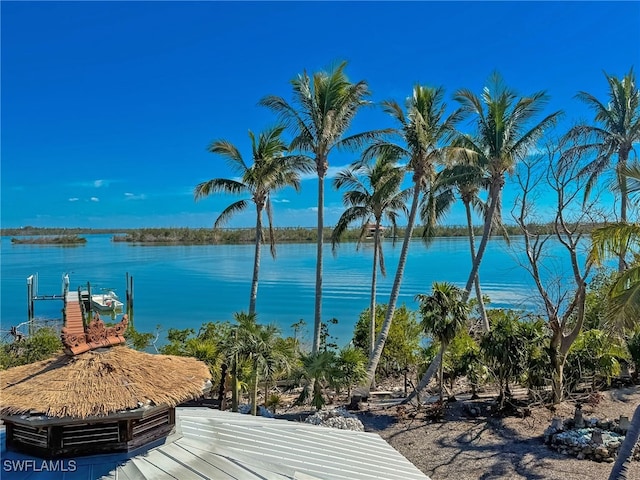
0;408;430;480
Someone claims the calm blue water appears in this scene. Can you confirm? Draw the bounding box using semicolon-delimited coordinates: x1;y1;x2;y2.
0;234;570;345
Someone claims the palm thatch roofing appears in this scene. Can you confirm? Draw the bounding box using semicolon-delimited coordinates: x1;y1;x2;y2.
0;346;211;419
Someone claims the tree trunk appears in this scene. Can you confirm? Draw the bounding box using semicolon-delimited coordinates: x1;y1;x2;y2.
357;184;421;394
401;350;443;405
463;179;503;301
370;224;381;356
608;403;640;480
438;343;445;402
249;206;263;316
465;200;489;331
552;356;564;405
369;225;381;389
232;329;239;412
312;172;325;354
251;360;259;416
617;153;629;273
406;181;502;403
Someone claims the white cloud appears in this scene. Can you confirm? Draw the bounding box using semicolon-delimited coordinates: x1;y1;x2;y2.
68;198;79;202
94;179;106;188
272;198;290;203
91;197;99;202
124;192;147;200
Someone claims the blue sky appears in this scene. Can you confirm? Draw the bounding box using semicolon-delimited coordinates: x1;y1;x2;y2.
2;1;639;229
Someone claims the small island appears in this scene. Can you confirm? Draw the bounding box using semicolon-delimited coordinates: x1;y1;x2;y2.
10;235;87;245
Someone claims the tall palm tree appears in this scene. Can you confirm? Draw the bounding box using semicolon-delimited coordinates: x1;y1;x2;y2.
434;163;491;331
260;61;379;354
454;73;561;301
417;282;469;401
194;125;310;315
331;156;409;356
356;85;462;392
565;68;640;272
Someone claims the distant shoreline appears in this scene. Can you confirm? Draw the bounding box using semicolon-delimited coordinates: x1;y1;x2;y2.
1;224;598;245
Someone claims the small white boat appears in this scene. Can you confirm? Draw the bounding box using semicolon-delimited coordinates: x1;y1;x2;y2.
91;291;124;312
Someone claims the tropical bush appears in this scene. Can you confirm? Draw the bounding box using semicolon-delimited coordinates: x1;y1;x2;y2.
480;310;547;405
352;304;423;378
0;327;62;369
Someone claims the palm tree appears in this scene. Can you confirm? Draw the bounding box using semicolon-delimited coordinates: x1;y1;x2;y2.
417;282;469;401
565;68;640;272
293;350;339;409
434;163;491;331
231;312;291;415
590;164;640;480
260;61;379;354
194;125;310;315
454;72;561;302
331;155;409;356
590;164;640;330
356;85;462;393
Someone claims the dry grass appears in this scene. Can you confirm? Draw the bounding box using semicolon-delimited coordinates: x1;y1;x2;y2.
1;346;210;418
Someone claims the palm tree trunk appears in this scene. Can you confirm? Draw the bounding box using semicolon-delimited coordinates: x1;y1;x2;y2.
249;206;263;316
312;173;325;353
464;201;489;331
401;350;443;405
608;403;640;480
251;360;259;416
370;225;381;356
358;184;421;393
408;181;502;402
438;343;445;402
617;154;629;273
232;328;239;412
463;179;502;301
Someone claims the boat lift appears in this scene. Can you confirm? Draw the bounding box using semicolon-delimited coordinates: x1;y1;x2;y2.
26;273;69;335
26;273;135;335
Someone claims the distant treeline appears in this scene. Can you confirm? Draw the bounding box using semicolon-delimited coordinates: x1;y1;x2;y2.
2;223;602;245
10;235;87;245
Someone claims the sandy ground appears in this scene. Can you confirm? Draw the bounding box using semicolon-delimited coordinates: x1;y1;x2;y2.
278;386;640;480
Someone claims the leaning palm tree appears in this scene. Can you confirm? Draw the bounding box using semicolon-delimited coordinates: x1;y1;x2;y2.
417;282;469;402
432;163;491;331
260;61;380;354
402;76;561;405
454;72;561;301
355;85;462;393
194;125;310;315
331;155;409;356
565;68;640;272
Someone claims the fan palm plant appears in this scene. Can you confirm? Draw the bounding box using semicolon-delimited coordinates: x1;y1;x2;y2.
230;312;291;415
565;68;640;272
260;61;380;354
194;125;311;315
332;155;409;356
417;282;469;401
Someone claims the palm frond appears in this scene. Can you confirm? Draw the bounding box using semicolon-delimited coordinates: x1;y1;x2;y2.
213;200;248;228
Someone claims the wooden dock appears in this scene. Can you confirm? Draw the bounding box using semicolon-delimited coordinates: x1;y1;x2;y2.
61;291;128;355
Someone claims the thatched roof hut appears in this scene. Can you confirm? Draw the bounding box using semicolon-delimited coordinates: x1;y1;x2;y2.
1;345;210;419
